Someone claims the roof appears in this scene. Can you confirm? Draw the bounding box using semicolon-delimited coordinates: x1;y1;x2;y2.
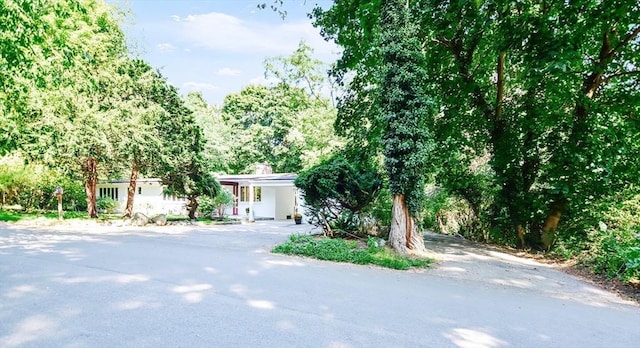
102;174;298;185
216;173;298;182
104;178;162;184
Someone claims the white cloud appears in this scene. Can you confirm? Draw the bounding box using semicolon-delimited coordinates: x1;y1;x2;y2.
182;81;219;93
157;43;177;52
217;67;241;76
179;12;338;58
248;75;280;87
171;15;181;22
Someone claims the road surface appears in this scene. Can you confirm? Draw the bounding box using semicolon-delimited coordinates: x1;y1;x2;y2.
1;221;638;347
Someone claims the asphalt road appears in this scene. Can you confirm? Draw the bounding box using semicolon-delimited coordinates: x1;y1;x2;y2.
1;221;639;348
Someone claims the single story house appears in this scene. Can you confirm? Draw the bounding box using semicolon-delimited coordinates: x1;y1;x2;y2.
97;172;305;221
217;173;304;221
96;178;187;216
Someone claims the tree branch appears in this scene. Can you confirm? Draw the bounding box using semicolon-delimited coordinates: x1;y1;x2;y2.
602;70;640;84
605;25;640;60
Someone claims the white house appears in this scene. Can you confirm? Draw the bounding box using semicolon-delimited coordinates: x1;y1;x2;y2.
97;173;305;221
217;173;304;221
96;178;187;215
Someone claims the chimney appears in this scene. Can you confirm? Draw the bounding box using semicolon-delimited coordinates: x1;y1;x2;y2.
255;163;273;174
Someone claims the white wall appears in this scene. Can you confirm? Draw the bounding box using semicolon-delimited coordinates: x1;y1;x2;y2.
97;181;187;216
237;186;276;219
275;187;296;220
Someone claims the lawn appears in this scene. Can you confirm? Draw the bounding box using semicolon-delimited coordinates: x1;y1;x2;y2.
273;234;433;270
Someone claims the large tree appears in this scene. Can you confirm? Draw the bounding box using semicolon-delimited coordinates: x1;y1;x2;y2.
152;82;219;220
222;43;342;174
2;0;132;218
378;0;434;254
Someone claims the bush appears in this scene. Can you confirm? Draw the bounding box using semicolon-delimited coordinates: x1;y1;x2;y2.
197;189;235;218
295;154;382;237
96;196;119;214
0;154;86;211
577;191;640;283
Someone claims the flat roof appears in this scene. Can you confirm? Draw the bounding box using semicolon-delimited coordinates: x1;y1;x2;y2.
217;173;297;182
103;178;162;184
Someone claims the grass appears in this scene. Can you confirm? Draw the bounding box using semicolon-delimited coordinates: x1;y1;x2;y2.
0;209;124;222
0;209;240;225
273;234;433;270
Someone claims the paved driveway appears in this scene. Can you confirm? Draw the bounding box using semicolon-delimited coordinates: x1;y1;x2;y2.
1;221;639;348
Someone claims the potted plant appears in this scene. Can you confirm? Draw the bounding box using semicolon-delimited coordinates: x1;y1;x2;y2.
294;212;302;225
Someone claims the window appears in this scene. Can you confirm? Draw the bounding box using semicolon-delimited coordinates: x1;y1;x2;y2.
138;187;142;195
99;187;118;200
239;186;261;202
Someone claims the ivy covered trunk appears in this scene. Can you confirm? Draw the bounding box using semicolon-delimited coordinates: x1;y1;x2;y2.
123;165;138;218
379;0;433;255
83;157;98;218
389;194;425;255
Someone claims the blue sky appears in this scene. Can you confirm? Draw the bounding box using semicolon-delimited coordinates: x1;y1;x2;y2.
115;0;339;105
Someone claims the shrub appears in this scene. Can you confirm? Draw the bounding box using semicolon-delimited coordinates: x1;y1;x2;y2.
96;196;119;214
578;191;640;283
295;154;382;237
198;189;235;218
0;154;86;211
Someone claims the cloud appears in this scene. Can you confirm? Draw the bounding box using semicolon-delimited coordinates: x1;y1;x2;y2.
157;43;177;52
179;12;337;58
171;15;181;22
217;67;241;76
182;81;219;93
248;75;280;87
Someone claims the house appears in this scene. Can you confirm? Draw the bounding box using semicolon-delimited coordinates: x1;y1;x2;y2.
96;171;305;221
96;178;188;216
217;173;304;221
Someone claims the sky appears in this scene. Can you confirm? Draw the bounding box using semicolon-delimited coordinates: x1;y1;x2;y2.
114;0;340;106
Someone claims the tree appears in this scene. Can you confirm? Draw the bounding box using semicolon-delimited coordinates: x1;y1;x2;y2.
186;92;234;174
4;0;133;218
222;44;342;174
152;82;219;220
377;0;435;254
114;59;165;218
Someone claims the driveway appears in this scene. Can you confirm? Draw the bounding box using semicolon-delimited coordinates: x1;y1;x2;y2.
1;221;638;348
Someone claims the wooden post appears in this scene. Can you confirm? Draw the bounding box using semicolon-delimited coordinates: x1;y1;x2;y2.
248;183;255;223
54;186;64;221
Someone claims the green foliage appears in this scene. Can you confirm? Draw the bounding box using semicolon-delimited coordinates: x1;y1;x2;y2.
0;154;86;211
295;154;382;236
273;234;432;270
313;0;640;253
569;191;640;283
378;0;435;215
0;210;20;222
222;43;342;174
0;210;90;222
96;196;118;214
186;92;234;174
197;189;235;218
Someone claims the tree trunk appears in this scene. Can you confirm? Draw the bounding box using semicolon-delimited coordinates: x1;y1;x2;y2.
123;165;139;218
187;195;198;220
388;194;425;255
540;200;565;250
83;157;98;218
